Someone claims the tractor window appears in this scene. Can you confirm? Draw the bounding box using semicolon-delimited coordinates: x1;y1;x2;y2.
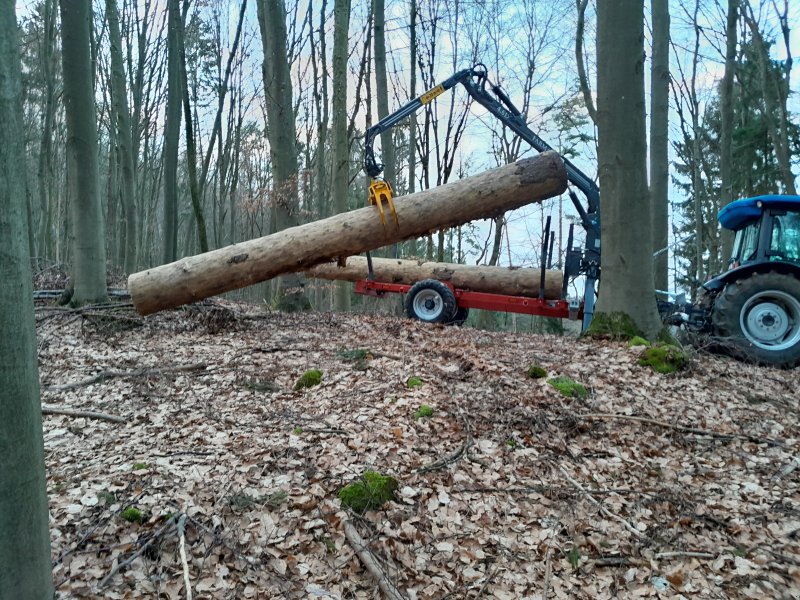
732;220;760;264
770;211;800;262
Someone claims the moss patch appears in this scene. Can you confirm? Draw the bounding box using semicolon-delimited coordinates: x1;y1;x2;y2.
338;348;371;371
338;471;399;514
638;343;687;374
527;364;547;379
585;311;644;341
294;369;322;390
628;336;650;348
547;376;588;399
414;404;434;419
406;376;423;388
121;506;143;523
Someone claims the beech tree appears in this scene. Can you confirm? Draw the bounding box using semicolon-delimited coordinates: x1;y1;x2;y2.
594;0;662;337
650;0;670;293
0;1;53;596
60;0;107;303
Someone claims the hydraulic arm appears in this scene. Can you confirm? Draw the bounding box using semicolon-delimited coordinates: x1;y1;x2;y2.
363;64;600;328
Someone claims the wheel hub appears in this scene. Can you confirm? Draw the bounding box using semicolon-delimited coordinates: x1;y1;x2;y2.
745;302;787;343
740;290;800;350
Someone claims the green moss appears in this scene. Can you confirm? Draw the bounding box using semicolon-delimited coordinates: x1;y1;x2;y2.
414;404;434;419
338;348;371;371
406;376;423;388
638;343;687;374
294;369;322;390
628;336;650;348
527;364;547;379
121;506;143;523
505;438;518;448
585;311;644;341
132;462;148;471
547;376;588;399
293;426;303;435
338;471;399;514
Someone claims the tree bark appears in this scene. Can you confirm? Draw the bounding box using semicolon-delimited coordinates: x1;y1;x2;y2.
307;256;564;300
129;153;567;314
0;2;54;595
331;0;352;310
595;0;662;337
106;0;138;273
649;0;670;292
60;0;108;304
256;0;309;310
718;0;738;262
162;0;182;264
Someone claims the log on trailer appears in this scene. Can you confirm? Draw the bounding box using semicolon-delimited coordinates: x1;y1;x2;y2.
306;256;564;300
128;153;567;315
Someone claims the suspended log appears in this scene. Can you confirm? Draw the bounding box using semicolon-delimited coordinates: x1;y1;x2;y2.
307;256;564;300
128;153;567;315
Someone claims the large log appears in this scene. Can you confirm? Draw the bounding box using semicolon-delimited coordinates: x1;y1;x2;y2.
128;153;566;315
306;256;564;300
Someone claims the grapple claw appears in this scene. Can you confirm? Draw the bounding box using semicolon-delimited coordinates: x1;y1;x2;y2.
368;179;398;227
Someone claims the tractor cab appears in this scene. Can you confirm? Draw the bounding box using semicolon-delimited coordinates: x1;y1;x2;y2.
721;195;800;270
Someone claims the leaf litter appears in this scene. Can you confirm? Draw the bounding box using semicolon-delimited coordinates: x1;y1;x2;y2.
37;301;800;599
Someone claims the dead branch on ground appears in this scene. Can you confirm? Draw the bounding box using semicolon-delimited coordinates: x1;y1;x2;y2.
342;519;406;600
42;405;125;423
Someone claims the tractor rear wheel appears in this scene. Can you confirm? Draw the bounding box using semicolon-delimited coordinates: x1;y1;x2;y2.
712;271;800;367
405;280;457;324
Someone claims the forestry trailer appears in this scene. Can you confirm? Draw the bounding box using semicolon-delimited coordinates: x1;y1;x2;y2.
359;64;800;367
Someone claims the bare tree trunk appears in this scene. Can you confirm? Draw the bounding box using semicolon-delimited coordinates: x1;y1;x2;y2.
331;0;352;310
256;0;310;311
0;3;54;596
60;0;108;304
106;0;138;273
162;0;181;264
129;154;567;314
36;0;57;261
718;0;738;262
374;0;398;258
595;0;661;337
650;0;670;292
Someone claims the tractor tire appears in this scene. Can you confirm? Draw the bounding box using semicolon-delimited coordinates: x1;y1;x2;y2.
448;307;470;327
711;271;800;367
405;280;457;324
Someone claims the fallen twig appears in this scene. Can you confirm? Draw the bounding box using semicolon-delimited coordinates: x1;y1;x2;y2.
44;362;208;392
177;515;193;600
558;466;649;540
98;513;180;589
417;408;473;474
342;520;406;600
655;551;716;560
42;405;125;423
579;413;782;446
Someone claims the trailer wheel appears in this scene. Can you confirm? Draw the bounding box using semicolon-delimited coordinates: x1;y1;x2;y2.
712;271;800;367
405;280;457;324
448;307;470;326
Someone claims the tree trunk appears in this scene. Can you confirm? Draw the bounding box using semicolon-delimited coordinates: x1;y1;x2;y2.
60;0;107;304
106;0;138;273
718;0;738;262
594;0;661;337
331;0;352;310
649;0;670;292
256;0;309;310
36;0;57;261
162;0;181;264
0;3;54;596
129;153;567;314
307;256;563;300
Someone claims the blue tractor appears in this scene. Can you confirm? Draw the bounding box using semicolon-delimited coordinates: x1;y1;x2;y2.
690;195;800;367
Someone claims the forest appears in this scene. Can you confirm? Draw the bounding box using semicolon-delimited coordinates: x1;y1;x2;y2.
1;0;799;598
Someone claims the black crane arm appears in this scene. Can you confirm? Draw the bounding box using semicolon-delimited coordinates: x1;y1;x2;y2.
363;64;600;218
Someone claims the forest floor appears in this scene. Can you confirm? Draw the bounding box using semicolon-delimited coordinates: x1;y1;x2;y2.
36;299;799;599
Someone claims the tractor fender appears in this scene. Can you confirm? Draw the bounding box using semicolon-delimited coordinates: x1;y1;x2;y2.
703;261;800;293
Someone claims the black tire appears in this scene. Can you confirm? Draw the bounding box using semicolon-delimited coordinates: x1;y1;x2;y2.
405;280;457;324
447;306;470;326
712;271;800;367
